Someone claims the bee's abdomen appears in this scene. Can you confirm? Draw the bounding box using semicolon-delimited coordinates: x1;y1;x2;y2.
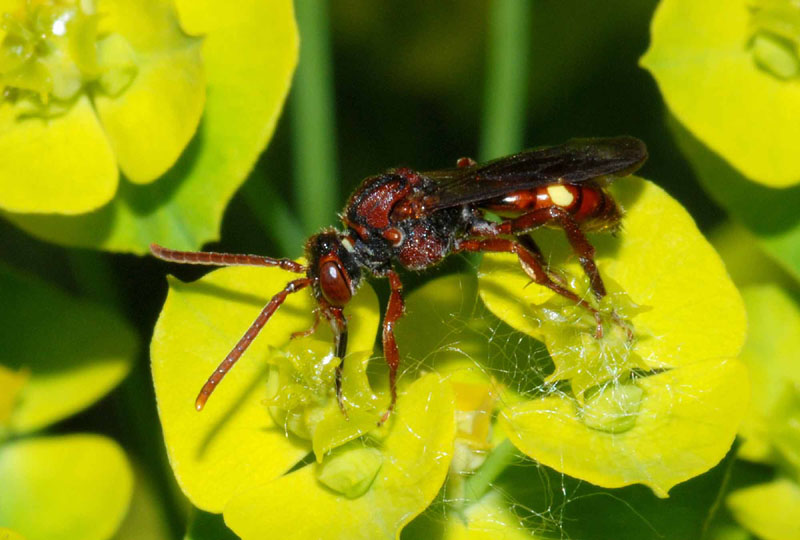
484;183;612;224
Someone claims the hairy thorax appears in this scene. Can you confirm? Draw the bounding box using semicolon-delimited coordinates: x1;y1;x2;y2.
343;169;468;273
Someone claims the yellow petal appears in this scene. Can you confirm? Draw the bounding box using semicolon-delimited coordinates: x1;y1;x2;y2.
0;95;117;214
98;0;195;52
223;373;456;540
501;358;749;497
737;285;800;463
311;351;387;460
641;0;800;186
0;529;26;540
0;264;136;433
0;365;28;431
670;117;800;283
93;43;205;183
93;0;205;183
0;435;133;540
151;265;380;512
727;479;800;540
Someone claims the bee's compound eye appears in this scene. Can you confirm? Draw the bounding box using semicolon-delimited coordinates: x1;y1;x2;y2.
319;260;352;306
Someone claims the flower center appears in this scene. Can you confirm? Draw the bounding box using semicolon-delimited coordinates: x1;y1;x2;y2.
0;0;137;111
748;0;800;79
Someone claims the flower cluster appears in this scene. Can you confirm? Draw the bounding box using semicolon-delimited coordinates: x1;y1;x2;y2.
0;0;298;255
151;177;749;538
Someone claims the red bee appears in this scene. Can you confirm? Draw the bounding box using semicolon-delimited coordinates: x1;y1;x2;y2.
151;136;647;421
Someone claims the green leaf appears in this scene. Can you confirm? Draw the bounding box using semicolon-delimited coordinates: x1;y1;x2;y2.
670;116;800;282
5;0;298;253
0;264;136;434
151;265;380;512
490;448;738;540
223;373;456;540
113;463;175;540
0;434;133;540
710;222;797;289
0;365;28;434
769;383;800;474
641;0;800;186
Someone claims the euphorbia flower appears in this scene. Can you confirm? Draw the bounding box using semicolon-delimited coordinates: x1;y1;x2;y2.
642;0;800;187
0;264;137;539
151;177;748;536
151;265;384;513
0;0;206;214
224;374;455;539
722;285;800;539
0;0;298;254
151;266;461;538
479;177;748;496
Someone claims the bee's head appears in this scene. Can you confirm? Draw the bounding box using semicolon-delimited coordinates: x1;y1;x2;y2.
306;230;362;307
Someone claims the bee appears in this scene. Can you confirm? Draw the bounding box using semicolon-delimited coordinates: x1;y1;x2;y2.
152;136;647;421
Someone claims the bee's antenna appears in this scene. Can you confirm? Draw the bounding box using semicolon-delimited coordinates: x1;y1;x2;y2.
150;244;306;274
194;277;313;411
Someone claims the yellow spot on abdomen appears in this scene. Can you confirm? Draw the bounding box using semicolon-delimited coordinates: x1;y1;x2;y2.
547;185;575;207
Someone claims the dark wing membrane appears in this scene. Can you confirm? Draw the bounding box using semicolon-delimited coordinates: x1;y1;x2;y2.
423;136;647;210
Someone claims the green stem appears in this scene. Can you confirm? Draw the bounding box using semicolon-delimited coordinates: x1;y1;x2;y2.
479;0;531;161
463;438;520;507
242;178;306;258
291;0;339;235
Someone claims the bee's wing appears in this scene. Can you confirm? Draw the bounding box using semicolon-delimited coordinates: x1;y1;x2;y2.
423;136;647;210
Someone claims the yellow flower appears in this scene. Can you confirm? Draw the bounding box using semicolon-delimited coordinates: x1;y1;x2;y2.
0;264;137;539
0;0;298;254
479;177;748;496
642;0;800;187
151;177;749;536
0;0;206;213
